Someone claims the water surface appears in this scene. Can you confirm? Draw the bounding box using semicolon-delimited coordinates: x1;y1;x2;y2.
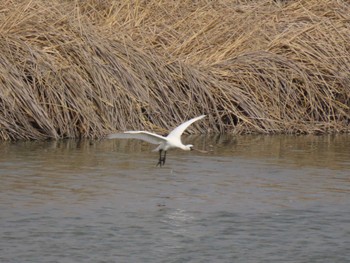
0;135;349;262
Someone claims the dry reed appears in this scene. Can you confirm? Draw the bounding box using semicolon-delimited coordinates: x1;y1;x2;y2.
0;0;349;140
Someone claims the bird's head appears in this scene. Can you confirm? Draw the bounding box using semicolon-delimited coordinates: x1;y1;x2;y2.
184;144;194;151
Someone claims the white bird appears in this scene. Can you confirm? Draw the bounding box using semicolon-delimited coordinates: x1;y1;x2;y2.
107;115;206;166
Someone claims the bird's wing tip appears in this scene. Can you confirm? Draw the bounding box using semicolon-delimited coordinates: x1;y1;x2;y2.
124;131;142;134
107;133;121;139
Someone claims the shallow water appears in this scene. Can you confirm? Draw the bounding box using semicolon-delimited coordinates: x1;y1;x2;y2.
0;135;349;263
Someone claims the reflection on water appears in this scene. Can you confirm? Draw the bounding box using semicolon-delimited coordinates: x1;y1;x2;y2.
0;135;349;262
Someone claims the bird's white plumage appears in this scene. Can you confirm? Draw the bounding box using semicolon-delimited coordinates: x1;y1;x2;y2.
107;115;206;153
122;131;166;144
167;115;206;139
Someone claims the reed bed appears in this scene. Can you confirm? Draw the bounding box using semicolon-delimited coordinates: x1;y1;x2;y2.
0;0;349;140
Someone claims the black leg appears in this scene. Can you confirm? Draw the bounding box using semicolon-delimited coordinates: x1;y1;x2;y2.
156;150;167;167
162;151;167;166
156;150;163;167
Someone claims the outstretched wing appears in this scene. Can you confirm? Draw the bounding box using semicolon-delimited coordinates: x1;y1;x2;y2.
167;115;206;139
107;131;166;145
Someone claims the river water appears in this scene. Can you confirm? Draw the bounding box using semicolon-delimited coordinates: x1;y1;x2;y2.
0;135;349;262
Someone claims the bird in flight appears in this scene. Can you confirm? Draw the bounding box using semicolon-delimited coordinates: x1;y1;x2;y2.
107;115;206;166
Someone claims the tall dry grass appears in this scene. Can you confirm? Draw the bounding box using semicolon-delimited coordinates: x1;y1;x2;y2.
0;0;349;140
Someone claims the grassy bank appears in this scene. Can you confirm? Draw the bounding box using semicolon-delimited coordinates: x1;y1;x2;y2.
0;0;349;140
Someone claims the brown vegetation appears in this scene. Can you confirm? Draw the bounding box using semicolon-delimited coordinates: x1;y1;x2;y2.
0;0;349;140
